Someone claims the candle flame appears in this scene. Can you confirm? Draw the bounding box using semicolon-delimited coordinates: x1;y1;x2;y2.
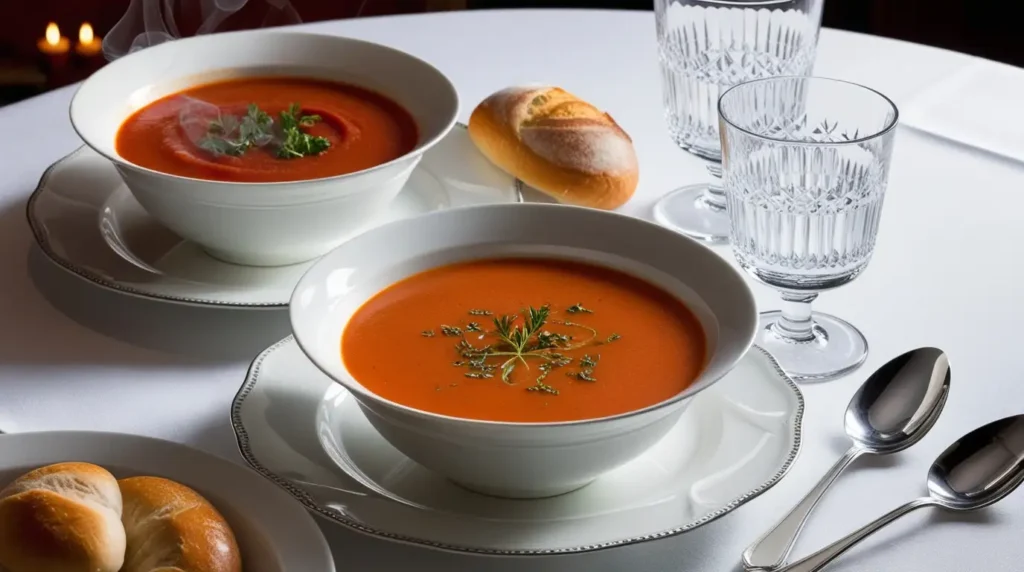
45;22;61;46
80;23;95;44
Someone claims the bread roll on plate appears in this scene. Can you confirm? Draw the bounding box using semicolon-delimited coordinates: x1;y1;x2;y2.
0;462;126;572
119;476;241;572
469;86;639;210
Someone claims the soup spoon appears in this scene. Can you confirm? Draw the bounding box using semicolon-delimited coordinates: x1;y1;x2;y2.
743;347;951;570
774;414;1024;572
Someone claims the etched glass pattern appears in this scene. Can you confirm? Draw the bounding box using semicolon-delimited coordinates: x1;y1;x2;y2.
656;0;822;161
719;76;898;382
651;0;823;244
720;78;897;290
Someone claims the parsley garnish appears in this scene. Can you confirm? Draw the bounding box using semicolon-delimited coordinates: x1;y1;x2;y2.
198;104;272;157
196;102;331;160
276;103;331;159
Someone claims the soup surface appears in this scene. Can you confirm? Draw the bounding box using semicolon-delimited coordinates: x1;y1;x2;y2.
116;77;418;183
342;258;707;423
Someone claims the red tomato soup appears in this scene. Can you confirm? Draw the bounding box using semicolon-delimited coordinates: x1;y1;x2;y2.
116;77;418;183
341;258;707;423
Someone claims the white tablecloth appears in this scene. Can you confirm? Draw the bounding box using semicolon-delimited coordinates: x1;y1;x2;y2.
1;9;1021;571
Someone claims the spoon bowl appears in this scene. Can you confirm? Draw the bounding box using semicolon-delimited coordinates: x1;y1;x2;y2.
845;347;951;454
777;414;1024;572
927;415;1024;511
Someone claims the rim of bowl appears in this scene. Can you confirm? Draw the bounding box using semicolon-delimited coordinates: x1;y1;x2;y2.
68;29;460;188
289;202;758;429
718;75;900;147
687;0;801;5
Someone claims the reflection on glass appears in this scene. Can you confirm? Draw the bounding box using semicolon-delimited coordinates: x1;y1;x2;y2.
719;76;898;381
653;0;823;243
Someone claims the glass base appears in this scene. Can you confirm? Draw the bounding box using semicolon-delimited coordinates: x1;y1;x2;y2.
757;310;868;382
653;184;730;244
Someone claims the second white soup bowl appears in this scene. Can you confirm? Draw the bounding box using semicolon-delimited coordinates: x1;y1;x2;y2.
290;204;758;498
70;30;459;266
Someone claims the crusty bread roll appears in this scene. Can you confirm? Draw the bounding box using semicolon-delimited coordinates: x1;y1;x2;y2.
119;476;241;572
0;462;126;572
468;86;639;210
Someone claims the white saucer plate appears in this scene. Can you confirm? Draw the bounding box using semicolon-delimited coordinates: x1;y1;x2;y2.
26;124;522;308
232;337;804;555
0;430;335;571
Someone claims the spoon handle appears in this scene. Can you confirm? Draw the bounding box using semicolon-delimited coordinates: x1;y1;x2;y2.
742;446;863;570
775;498;934;572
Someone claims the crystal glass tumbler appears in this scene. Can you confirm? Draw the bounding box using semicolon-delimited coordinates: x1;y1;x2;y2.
653;0;823;243
718;76;899;381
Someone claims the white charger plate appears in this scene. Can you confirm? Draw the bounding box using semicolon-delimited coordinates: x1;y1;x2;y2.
0;430;335;571
26;124;523;309
231;337;803;555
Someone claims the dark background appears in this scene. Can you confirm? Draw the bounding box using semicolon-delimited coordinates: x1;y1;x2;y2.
1;0;1017;106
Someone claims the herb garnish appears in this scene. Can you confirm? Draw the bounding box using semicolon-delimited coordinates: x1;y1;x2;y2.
425;303;614;396
568;354;599;382
276;103;331;158
196;102;331;159
440;325;463;337
566;303;593;314
198;104;272;157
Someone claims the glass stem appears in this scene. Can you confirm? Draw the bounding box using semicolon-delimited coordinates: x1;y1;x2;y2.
772;292;818;343
702;161;727;212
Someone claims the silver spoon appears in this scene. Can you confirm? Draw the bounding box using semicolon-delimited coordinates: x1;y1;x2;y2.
743;347;951;570
775;414;1024;572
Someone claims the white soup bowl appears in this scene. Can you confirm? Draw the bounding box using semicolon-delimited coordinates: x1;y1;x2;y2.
70;30;459;266
290;204;758;498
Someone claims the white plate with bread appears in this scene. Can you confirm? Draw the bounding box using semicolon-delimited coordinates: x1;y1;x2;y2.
0;430;334;572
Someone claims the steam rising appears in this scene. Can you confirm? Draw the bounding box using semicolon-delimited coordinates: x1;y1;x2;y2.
177;96;223;144
103;0;301;61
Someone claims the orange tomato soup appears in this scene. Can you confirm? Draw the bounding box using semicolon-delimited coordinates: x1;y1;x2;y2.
116;77;418;183
342;258;707;423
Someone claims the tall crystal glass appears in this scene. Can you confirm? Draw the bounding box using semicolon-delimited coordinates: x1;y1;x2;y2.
653;0;823;243
718;76;899;381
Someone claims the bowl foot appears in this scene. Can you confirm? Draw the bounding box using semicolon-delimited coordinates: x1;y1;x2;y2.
201;246;319;268
449;477;597;500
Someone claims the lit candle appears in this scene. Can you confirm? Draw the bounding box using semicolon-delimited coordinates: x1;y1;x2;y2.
75;23;103;57
38;22;70;55
38;22;71;77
